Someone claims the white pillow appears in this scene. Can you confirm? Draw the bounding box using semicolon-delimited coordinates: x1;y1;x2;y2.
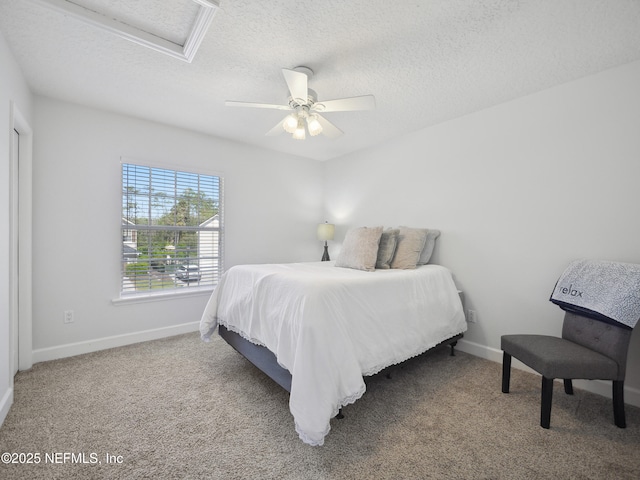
390;226;427;269
335;226;383;272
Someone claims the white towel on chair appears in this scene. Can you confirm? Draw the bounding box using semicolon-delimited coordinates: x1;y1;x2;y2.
550;259;640;329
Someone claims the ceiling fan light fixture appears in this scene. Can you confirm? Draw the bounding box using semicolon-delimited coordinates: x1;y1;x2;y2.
283;114;298;133
307;115;323;136
226;66;375;140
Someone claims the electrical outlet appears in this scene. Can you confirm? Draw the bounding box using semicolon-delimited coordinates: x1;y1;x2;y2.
64;310;74;324
467;309;477;324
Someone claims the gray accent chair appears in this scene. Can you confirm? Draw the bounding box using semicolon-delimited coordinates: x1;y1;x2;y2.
501;311;633;429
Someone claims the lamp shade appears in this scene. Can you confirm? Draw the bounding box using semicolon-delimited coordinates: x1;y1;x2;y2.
317;222;335;241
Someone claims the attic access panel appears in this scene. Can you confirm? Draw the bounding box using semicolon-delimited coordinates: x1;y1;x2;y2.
31;0;220;62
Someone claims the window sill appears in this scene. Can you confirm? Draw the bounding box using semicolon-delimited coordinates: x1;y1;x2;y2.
112;286;214;306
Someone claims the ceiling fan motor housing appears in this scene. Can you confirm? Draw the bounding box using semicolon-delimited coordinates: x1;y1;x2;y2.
289;89;319;110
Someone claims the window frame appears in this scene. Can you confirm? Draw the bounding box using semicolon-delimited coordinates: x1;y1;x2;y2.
118;159;224;300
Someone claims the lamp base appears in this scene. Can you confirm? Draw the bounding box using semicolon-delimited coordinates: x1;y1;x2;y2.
321;243;330;262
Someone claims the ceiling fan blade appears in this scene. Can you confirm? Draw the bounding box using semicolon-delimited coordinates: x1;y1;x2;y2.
315;114;343;139
282;68;308;103
225;100;291;111
265;118;286;136
314;95;376;113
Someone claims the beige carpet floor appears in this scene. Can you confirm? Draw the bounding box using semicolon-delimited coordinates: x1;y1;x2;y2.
1;332;639;479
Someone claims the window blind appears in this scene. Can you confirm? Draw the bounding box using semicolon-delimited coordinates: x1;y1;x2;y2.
121;162;223;295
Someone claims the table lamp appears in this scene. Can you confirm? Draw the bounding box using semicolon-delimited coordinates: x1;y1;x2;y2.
317;221;335;261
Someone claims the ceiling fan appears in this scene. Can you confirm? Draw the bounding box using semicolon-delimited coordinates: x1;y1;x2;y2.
225;66;375;140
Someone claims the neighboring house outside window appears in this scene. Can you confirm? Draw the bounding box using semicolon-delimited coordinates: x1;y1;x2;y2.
121;161;223;296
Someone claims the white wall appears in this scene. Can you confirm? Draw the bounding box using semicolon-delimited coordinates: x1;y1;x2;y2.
324;59;640;404
31;97;324;360
0;30;33;425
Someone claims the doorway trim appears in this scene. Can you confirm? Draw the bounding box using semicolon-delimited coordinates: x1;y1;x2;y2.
10;102;33;372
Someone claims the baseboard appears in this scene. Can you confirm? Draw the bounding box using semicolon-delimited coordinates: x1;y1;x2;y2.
0;387;14;428
457;339;640;409
32;322;200;364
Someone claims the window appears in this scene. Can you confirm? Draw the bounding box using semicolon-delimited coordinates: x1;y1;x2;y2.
121;162;223;296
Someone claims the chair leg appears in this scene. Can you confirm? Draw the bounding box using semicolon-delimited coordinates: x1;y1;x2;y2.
502;352;511;393
613;381;626;428
541;376;553;429
563;379;573;395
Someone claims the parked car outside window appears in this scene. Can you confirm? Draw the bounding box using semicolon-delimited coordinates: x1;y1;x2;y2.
176;265;201;282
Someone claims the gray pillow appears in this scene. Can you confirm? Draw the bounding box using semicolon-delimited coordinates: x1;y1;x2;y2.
335;226;383;272
390;227;427;269
375;228;399;269
417;229;441;265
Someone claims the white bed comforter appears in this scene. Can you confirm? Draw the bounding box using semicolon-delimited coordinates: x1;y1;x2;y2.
199;261;466;446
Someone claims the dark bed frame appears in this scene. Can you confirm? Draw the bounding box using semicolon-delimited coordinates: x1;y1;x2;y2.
218;325;463;394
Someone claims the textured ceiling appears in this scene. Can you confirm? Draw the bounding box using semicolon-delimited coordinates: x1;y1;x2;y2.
1;0;640;161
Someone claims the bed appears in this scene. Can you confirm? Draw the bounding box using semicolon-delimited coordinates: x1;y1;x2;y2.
199;259;466;446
